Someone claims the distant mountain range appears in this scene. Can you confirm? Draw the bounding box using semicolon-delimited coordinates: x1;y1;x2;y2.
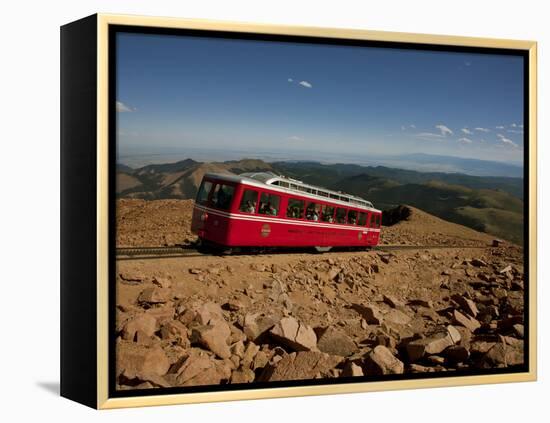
116;158;524;245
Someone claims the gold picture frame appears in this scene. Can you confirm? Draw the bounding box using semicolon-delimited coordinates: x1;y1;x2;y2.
60;13;537;409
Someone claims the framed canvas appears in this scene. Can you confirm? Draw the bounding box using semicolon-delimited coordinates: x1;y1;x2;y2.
60;14;537;409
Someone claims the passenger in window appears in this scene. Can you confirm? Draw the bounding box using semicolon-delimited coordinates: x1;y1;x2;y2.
244;200;255;213
311;210;319;221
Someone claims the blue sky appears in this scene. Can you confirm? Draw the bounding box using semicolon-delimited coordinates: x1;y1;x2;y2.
116;32;525;164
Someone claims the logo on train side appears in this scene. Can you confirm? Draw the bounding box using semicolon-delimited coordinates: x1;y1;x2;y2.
260;223;271;237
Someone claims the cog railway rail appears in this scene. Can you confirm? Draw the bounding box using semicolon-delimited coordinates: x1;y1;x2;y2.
115;243;489;260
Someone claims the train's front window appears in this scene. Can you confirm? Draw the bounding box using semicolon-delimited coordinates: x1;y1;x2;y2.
211;183;235;210
196;180;213;205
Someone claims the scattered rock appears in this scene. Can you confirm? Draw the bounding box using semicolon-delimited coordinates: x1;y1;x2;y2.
444;345;470;363
383;294;404;308
471;258;488;267
452;310;481;333
406;331;455;362
260;351;342;381
138;287;170;305
117;341;170;379
316;327;357;357
451;294;479;318
243;313;280;342
174;350;231;386
341;361;364;377
270;317;318;351
121;314;157;341
191;320;231;359
352;304;384;324
364;345;404;375
492;239;504;247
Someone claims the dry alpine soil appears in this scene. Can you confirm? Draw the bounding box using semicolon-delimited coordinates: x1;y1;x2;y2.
115;199;525;390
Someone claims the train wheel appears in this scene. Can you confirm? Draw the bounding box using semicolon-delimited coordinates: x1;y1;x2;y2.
314;246;332;253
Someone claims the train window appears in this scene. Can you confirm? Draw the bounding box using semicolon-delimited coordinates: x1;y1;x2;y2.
318;190;328;197
196;180;213;205
336;208;347;224
329;193;339;199
286;198;304;219
279;181;289;188
211;183;235;210
305;202;321;221
321;205;334;222
348;210;358;225
239;189;258;213
358;212;367;226
373;214;381;228
259;193;280;216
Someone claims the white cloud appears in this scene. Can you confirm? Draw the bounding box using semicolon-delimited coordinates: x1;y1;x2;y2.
410;124;416;129
298;80;313;88
474;127;490;132
511;123;518;127
496;125;505;129
507;129;524;134
416;132;445;140
288;135;304;141
458;137;473;144
287;78;294;82
435;124;453;136
497;133;518;148
461;128;472;135
116;101;134;112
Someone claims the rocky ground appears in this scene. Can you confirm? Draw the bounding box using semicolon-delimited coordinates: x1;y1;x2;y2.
115;200;525;389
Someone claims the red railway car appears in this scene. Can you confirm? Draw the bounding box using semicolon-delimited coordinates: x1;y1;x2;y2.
191;172;382;252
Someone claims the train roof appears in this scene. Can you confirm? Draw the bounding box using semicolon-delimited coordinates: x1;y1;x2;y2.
203;171;380;212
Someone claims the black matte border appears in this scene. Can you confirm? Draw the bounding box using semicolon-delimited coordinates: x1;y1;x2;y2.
107;23;531;399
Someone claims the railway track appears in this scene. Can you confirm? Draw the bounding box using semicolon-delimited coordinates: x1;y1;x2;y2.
115;243;489;259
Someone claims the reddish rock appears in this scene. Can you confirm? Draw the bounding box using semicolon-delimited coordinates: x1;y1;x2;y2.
316;327;357;357
191;320;231;359
444;345;470;363
453;310;481;333
451;294;479;318
121;314;157;341
341;361;364;377
117;341;170;379
243;313;280;342
230;367;255;383
260;351;342;381
364;345;404;375
174;350;231;386
138;287;170;304
352;304;384;324
159;320;188;345
383;294;404;308
406;332;454;362
270;317;318;351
